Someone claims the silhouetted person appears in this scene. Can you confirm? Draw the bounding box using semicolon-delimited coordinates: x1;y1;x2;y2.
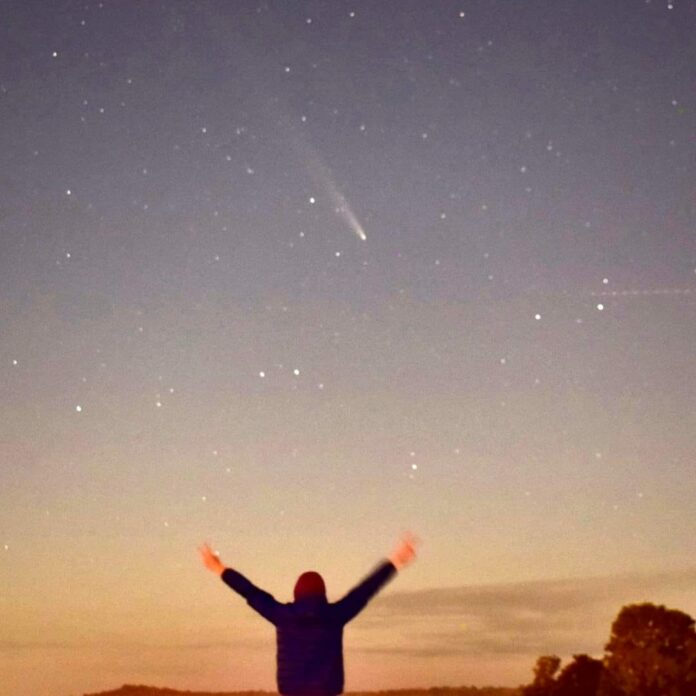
199;533;418;696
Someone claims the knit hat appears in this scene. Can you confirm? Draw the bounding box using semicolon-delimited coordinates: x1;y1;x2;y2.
294;571;326;600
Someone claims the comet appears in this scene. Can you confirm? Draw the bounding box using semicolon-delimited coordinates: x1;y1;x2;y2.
281;111;368;242
302;138;367;241
324;178;367;241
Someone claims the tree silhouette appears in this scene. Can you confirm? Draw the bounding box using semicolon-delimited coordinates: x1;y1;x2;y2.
522;653;603;695
522;655;561;695
598;602;696;696
554;654;603;695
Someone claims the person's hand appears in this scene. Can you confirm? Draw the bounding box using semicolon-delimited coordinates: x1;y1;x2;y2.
389;531;420;570
199;542;225;575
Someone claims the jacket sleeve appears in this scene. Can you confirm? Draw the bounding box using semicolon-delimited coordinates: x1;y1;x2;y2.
333;559;397;624
221;567;281;625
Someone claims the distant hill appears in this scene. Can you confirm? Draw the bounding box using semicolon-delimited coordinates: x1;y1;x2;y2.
84;685;521;696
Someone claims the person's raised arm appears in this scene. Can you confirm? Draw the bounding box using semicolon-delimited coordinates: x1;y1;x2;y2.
334;532;419;624
198;542;281;625
388;531;419;570
199;542;226;575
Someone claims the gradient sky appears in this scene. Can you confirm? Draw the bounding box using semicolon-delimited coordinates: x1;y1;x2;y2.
1;2;695;695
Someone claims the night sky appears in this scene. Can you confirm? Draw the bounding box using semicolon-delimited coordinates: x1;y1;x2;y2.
1;2;695;695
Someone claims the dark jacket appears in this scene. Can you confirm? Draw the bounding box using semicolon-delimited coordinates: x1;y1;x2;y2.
221;560;397;696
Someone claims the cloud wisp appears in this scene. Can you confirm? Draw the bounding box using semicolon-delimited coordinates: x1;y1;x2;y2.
351;567;696;659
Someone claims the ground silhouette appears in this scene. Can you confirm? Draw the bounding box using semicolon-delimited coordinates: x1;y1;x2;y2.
84;686;521;696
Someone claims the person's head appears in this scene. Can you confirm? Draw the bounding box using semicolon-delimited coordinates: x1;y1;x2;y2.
294;571;326;601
